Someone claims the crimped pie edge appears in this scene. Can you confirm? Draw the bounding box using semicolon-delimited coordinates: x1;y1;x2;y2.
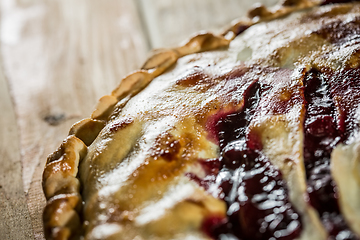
42;0;330;239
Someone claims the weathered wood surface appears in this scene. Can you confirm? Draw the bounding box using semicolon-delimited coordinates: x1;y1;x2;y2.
0;0;274;239
138;0;278;48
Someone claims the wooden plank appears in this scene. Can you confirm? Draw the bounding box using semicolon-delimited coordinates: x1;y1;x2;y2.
0;59;34;239
137;0;279;49
0;0;148;239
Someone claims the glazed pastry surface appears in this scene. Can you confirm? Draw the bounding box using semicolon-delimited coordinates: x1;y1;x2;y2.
43;2;360;240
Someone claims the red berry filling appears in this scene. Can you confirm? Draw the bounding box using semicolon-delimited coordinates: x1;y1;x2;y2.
199;81;302;240
304;68;358;239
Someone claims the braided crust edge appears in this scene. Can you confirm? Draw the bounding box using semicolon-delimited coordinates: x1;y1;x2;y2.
42;1;325;239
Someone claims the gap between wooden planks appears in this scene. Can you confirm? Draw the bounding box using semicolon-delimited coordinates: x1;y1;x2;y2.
0;0;275;239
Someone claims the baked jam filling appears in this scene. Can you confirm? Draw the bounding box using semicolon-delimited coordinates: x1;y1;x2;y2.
304;68;359;240
192;80;303;240
187;66;360;239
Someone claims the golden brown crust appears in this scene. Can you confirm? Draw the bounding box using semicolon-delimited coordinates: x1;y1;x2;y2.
142;49;178;70
222;0;321;40
332;139;360;235
90;95;118;120
42;1;346;239
43;193;82;240
43;31;232;240
43;136;87;239
69;119;106;146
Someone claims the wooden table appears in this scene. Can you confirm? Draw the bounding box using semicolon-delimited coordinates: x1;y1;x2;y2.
0;0;276;239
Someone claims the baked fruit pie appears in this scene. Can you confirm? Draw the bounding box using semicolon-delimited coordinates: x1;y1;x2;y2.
42;0;360;239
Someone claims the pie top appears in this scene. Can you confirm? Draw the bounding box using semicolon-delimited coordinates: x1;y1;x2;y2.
42;1;360;240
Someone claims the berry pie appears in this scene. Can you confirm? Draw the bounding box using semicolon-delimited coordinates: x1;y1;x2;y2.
43;0;360;239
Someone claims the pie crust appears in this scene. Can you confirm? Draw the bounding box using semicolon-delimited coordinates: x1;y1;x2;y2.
43;0;360;239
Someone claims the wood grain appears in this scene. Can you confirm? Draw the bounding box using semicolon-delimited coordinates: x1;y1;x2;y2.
0;58;34;240
137;0;278;48
0;0;147;239
0;0;276;239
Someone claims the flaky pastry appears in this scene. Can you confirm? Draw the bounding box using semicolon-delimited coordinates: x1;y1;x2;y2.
43;0;360;239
